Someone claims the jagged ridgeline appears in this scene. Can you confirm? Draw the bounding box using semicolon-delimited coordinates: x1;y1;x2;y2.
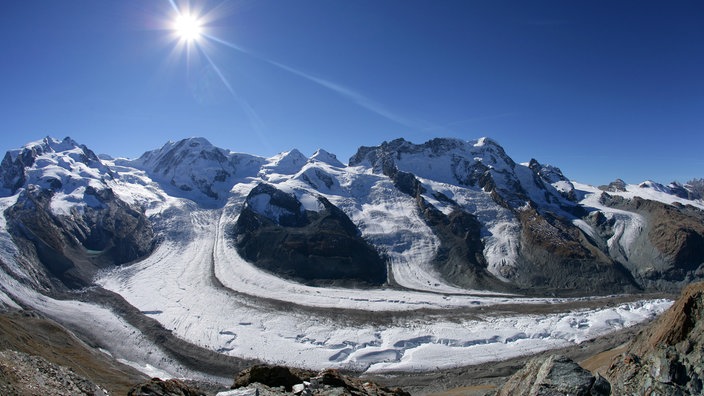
1;136;704;296
0;137;155;290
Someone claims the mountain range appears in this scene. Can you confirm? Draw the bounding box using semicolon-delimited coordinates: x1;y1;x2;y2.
1;136;702;297
0;135;702;390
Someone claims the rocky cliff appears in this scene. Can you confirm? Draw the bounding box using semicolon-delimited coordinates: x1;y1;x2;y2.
606;281;704;395
232;183;387;286
1;137;155;290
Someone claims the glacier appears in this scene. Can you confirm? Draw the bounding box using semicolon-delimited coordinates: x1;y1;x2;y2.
2;135;702;379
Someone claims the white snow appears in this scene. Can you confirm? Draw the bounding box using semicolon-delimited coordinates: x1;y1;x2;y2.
0;136;691;378
0;267;224;382
310;149;345;168
94;207;671;373
575;181;704;211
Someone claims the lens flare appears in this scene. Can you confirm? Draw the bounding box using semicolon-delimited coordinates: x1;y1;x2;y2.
174;13;202;42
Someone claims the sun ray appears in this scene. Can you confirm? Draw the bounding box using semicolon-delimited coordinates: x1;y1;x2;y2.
174;13;202;42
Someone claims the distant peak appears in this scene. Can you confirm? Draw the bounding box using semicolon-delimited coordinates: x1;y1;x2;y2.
273;149;307;160
22;136;81;153
599;178;628;192
261;149;308;176
474;136;500;147
310;149;345;167
169;137;215;151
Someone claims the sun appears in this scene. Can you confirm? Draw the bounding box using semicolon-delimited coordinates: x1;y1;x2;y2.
173;13;202;42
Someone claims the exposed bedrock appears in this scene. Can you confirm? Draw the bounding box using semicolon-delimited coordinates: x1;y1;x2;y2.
4;185;155;290
231;183;387;287
494;354;610;396
512;206;640;296
388;168;511;292
606;281;704;395
597;193;704;291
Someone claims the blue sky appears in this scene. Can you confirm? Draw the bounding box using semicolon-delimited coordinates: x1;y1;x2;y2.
1;0;702;185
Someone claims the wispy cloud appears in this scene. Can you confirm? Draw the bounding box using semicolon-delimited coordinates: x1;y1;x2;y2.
199;32;426;130
265;60;427;130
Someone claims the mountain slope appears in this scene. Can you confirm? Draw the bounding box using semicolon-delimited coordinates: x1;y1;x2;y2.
0;137;155;290
0;134;692;379
3;136;703;295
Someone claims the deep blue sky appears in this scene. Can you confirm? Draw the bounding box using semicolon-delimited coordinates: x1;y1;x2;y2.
1;1;702;185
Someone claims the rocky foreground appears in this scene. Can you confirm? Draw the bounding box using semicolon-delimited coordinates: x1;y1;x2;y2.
0;282;701;395
490;281;704;395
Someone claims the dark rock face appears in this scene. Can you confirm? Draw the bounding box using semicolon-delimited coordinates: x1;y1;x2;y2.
233;365;316;391
387;168;509;291
599;179;628;192
232;365;410;396
607;281;704;395
495;354;610;396
528;158;577;201
4;185;155;290
127;378;206;396
513;207;640;295
232;183;387;287
597;194;704;290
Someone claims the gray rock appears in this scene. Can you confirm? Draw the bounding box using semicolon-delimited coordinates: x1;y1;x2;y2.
606;281;704;395
127;377;206;396
0;350;109;396
232;183;387;287
494;354;608;396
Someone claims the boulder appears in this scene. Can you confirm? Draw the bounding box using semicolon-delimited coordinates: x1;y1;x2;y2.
233;365;315;391
494;354;609;396
127;378;206;396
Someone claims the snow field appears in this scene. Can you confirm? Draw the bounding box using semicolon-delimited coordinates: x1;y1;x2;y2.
2;138;695;378
97;208;671;374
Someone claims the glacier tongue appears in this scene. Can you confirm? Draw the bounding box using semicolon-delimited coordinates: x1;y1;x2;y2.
96;206;672;373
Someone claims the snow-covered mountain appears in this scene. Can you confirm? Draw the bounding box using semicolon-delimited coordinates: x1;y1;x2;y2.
0;135;701;379
3;135;703;294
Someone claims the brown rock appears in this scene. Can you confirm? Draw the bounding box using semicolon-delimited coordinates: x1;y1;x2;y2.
233;365;316;391
128;377;206;396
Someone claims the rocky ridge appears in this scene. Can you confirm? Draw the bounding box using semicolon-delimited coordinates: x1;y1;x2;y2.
605;281;704;395
232;183;387;286
1;137;155;291
494;354;610;396
2;136;703;296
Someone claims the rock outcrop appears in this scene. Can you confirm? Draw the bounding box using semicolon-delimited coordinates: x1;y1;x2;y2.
127;378;206;396
232;365;409;396
232;183;387;287
597;194;704;290
0;350;109;396
606;281;704;395
5;184;155;289
493;354;610;396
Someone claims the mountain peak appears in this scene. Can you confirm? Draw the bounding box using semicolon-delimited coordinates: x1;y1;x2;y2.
310;149;344;168
125;137;263;203
262;149;308;175
1;136;106;195
22;136;81;154
474;136;500;147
